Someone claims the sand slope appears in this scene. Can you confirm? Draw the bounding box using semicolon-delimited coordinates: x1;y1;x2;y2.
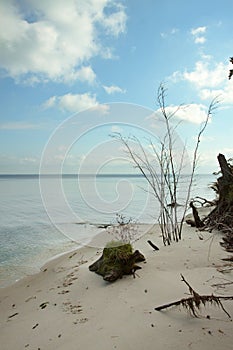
0;224;233;350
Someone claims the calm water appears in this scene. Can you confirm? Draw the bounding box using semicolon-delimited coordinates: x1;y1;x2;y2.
0;174;216;287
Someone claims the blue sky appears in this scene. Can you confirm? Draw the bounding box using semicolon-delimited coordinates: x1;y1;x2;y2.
1;0;233;174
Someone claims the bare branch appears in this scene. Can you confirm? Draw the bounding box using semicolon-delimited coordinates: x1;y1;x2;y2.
155;274;232;318
112;85;217;244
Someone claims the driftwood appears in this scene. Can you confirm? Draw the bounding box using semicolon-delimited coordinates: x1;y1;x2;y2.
89;242;145;282
147;240;159;251
155;274;233;318
204;154;233;250
191;196;216;207
186;197;216;228
186;154;233;252
189;201;205;228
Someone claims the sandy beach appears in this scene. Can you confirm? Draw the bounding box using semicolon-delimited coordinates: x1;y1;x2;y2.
0;222;233;350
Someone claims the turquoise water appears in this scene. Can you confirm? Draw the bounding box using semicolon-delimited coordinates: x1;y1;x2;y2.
0;174;216;287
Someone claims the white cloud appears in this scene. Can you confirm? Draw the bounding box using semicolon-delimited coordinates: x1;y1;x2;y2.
91;104;110;114
169;57;232;105
0;0;127;83
194;36;206;44
191;26;206;36
169;70;183;83
197;149;219;172
64;66;97;84
191;26;207;44
183;61;226;88
58;93;98;112
100;3;127;36
200;82;233;103
103;85;126;94
44;92;99;113
153;104;209;124
43;96;57;109
174;58;233;104
199;88;223;101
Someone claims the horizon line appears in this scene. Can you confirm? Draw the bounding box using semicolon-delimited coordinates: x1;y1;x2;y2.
0;173;213;177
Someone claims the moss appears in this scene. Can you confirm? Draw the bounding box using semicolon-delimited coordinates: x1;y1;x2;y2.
89;240;145;282
104;241;133;259
97;241;133;276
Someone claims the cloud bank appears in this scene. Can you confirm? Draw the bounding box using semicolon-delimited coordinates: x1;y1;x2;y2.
0;0;127;84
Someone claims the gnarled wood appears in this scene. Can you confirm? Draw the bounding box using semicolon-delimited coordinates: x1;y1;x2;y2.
189;201;204;228
201;154;233;251
89;243;145;282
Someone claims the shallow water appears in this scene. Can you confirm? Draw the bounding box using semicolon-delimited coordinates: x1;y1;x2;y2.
0;174;215;287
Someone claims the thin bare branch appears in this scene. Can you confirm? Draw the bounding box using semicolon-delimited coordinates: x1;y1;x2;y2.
112;86;218;244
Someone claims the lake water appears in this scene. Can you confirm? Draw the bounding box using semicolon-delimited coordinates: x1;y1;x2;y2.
0;173;216;287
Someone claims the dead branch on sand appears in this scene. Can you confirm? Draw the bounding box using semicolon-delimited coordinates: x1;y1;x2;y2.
155;274;233;318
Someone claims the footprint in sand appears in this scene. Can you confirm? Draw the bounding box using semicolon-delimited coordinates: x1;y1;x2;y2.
73;318;88;324
39;301;49;309
62;301;83;314
58;290;70;294
32;323;39;329
25;296;36;302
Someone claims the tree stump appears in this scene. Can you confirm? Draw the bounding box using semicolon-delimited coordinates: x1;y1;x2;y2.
89;242;145;282
205;154;233;251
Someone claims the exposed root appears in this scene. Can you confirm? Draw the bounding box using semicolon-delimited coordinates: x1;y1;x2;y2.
155;274;233;318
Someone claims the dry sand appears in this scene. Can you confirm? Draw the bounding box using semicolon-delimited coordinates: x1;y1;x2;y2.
0;223;233;350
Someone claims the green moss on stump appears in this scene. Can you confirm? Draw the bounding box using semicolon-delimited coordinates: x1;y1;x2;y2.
89;241;145;282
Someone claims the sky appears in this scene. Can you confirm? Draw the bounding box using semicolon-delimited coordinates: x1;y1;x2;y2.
1;0;233;174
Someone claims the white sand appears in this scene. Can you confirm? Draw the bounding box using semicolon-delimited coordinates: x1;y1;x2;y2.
0;223;233;350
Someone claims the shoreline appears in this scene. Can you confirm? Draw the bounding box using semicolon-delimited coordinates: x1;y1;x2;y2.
0;222;156;289
0;240;80;289
0;222;232;349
